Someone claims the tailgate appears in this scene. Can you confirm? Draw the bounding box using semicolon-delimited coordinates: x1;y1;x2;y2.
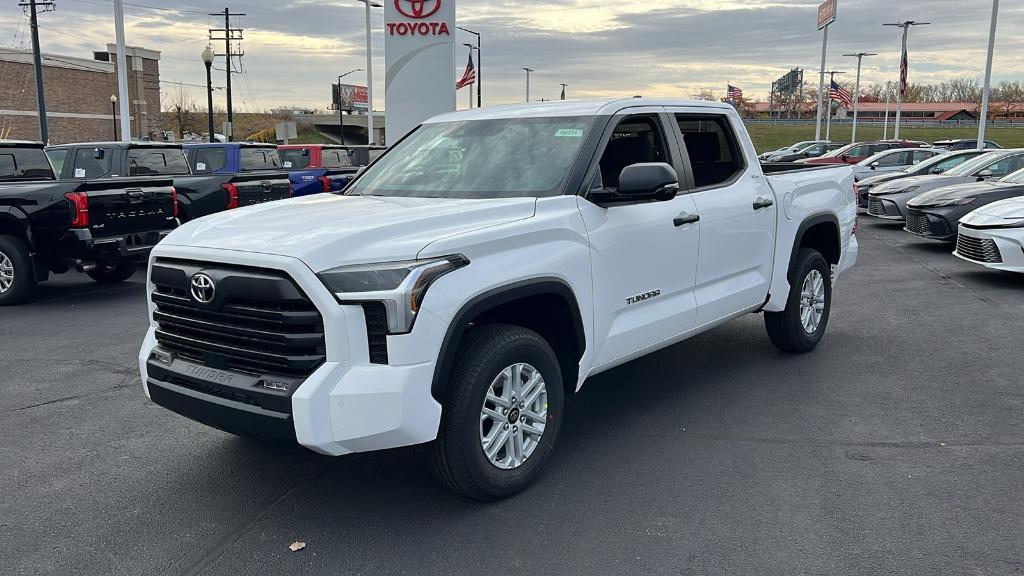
231;173;291;206
80;179;177;237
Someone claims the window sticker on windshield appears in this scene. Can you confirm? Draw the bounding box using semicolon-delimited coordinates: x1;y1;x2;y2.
74;168;86;178
555;129;584;138
283;161;292;168
196;162;206;171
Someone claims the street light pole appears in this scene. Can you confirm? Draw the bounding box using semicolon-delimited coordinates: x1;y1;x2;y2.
110;95;117;140
814;24;829;141
884;20;930;140
843;52;877;144
337;68;363;145
202;46;215;142
457;26;481;107
978;0;1000;149
358;0;382;145
523;68;533;103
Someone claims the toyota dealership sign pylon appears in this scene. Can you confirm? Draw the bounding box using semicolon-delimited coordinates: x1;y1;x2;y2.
385;0;456;141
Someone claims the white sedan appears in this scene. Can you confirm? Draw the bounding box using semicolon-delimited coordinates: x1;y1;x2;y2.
852;148;941;181
954;196;1024;273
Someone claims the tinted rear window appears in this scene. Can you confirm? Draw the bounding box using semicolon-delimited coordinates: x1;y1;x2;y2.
279;149;311;169
191;147;227;173
240;148;282;171
127;148;190;176
0;148;55;181
321;149;352;169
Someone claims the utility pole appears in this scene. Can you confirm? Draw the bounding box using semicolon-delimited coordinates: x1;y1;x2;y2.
884;20;930;140
822;71;845;141
20;0;53;143
560;83;568;100
209;8;245;142
523;68;533;103
978;0;999;149
112;0;131;141
843;53;877;143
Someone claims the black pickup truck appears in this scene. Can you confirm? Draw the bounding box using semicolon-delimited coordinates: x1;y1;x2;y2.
0;141;177;305
46;142;291;223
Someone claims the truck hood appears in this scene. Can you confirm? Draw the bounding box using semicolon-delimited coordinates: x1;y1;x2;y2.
161;194;537;271
961;196;1024;226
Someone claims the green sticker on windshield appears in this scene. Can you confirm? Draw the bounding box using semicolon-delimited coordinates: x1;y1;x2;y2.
555;129;584;138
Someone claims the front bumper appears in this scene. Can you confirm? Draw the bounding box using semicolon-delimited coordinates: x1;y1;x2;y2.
903;207;958;241
139;246;445;456
58;228;174;263
867;195;905;220
953;226;1024;273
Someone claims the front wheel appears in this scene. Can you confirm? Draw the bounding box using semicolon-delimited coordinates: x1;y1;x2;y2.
429;324;564;501
86;260;137;284
764;248;832;353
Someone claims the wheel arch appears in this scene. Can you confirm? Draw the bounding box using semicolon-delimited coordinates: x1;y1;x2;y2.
430;278;587;403
0;209;33;248
789;212;841;280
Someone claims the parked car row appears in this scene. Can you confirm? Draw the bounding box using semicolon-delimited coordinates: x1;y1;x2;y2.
0;139;384;304
861;148;1024;274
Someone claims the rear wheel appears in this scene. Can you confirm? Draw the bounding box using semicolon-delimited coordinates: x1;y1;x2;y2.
765;248;832;353
86;260;136;284
0;235;36;306
429;324;564;501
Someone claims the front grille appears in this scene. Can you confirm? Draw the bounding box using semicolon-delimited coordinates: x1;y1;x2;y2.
150;259;326;378
904;211;953;238
867;197;886;216
956;234;1003;264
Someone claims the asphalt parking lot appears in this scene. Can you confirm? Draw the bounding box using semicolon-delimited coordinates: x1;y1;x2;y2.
3;219;1023;576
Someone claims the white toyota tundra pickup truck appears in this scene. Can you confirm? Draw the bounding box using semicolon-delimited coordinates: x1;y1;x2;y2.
139;99;858;500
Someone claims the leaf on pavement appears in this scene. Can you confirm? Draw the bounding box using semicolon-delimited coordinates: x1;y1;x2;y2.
289;541;306;552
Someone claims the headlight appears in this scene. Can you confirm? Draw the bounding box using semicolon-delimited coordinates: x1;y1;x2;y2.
890;185;919;196
929;197;976;207
318;255;469;334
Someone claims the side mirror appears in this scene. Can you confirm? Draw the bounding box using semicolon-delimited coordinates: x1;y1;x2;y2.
590;163;679;204
977;169;993;179
932;167;945;174
840;154;850;162
93;148;105;160
870;161;880;169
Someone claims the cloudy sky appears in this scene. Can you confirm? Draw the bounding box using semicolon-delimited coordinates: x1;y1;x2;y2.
1;0;1021;112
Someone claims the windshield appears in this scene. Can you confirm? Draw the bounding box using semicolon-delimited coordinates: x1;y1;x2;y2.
127;148;190;176
346;117;593;199
906;152;969;175
821;143;855;158
946;152;1012;176
1002;168;1024;184
279;148;311;170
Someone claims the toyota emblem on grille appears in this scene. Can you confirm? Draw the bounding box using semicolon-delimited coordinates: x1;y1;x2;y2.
190;273;216;303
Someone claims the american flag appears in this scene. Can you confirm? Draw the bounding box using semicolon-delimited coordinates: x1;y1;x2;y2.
899;46;909;97
727;84;743;100
456;52;476;90
829;80;853;108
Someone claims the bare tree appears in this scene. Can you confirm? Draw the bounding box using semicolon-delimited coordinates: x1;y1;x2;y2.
163;85;200;139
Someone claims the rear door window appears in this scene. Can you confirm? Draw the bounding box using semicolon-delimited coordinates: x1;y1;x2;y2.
72;147;114;179
127;148;190;176
675;114;745;189
240;148;282;171
192;147;227;173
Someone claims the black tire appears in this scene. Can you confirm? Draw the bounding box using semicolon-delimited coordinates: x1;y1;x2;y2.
0;234;36;306
86;260;136;284
429;324;565;501
765;248;832;353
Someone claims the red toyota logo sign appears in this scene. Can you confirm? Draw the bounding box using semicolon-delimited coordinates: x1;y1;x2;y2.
395;0;441;19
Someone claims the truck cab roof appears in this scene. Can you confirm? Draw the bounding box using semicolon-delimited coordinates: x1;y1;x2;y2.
47;141;185;150
0;140;45;148
426;98;735;123
183;142;277;149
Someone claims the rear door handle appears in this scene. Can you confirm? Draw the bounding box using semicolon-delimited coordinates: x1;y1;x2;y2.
674;212;700;227
753;197;775;210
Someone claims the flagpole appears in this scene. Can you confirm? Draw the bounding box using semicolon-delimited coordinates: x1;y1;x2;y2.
885;21;930;140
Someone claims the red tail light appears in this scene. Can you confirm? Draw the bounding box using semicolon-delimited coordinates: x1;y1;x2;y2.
171;186;179;218
222;182;240;209
65;192;90;228
317;176;331;193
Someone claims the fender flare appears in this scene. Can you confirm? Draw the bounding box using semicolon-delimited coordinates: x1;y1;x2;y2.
788;212;840;280
0;208;34;249
430;277;587;403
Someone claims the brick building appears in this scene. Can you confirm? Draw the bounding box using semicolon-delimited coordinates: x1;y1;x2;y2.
0;44;161;144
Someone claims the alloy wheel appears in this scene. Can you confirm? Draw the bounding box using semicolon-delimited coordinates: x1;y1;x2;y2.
0;250;13;294
479;363;548;470
799;269;826;334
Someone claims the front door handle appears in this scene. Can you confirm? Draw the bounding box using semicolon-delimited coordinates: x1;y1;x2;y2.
753;197;775;210
674;212;700;227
